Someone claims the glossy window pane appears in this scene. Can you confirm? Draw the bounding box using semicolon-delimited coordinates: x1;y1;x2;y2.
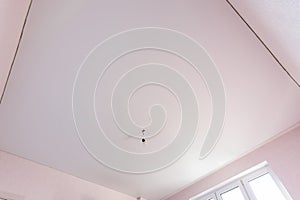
248;173;287;200
220;186;245;200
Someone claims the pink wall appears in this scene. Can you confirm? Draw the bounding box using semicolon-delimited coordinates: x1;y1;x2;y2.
0;0;31;100
0;151;135;200
166;123;300;200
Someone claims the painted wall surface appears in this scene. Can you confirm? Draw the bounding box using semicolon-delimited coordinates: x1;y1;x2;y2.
166;123;300;200
0;151;135;200
0;0;31;100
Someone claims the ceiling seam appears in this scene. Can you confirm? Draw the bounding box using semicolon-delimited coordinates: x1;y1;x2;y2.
225;0;300;87
0;0;34;104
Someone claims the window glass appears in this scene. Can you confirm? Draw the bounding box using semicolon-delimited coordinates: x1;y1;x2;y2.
248;173;287;200
220;186;245;200
191;164;291;200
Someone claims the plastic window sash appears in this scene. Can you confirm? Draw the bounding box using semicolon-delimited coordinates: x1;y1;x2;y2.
190;162;292;200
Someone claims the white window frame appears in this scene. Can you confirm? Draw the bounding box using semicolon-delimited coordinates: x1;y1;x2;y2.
241;166;293;200
196;193;217;200
216;181;250;200
190;162;293;200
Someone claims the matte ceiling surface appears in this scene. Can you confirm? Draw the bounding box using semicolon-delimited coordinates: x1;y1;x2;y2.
231;0;300;85
0;0;300;200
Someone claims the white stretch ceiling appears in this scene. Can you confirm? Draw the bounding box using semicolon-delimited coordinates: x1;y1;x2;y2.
0;0;300;200
230;0;300;85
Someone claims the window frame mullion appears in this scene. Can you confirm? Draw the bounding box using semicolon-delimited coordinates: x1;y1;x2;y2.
189;163;292;200
215;180;250;200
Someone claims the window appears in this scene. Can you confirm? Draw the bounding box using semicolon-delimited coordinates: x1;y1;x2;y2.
218;185;246;200
200;193;217;200
220;187;244;200
191;162;292;200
